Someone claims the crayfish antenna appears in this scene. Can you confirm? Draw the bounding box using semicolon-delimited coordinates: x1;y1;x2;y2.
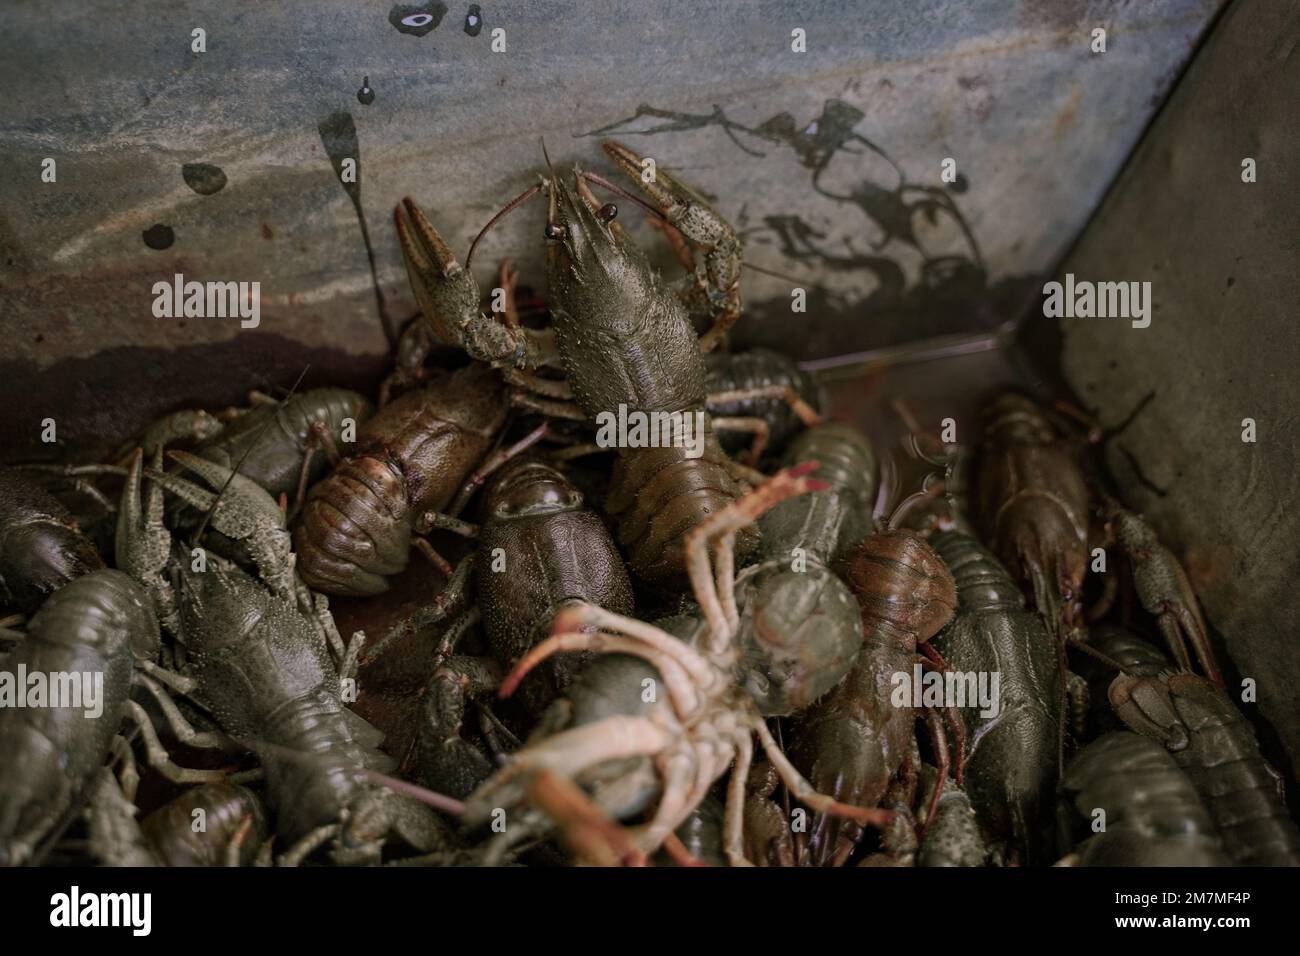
360;769;467;818
541;136;561;229
540;136;555;181
465;182;541;272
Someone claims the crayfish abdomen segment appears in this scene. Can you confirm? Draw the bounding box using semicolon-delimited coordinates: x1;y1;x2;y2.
1059;731;1227;866
296;460;410;596
974;412;1090;629
0;570;150;865
789;645;914;867
1132;675;1300;866
142;782;270;866
930;531;1061;864
258;691;374;845
787;530;957;866
294;365;507;596
378;369;507;506
604;440;757;587
0;465;106;613
840;530;957;638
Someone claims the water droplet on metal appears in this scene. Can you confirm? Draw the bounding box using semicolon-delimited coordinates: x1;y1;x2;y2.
181;162;227;195
142;223;175;250
389;3;448;37
464;4;483;36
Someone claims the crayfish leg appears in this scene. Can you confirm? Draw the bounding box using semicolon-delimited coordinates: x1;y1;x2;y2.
524;769;647;867
684;463;827;653
752;719;892;830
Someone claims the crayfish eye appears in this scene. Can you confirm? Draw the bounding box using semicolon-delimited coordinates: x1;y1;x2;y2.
598;203;618;223
544;222;566;240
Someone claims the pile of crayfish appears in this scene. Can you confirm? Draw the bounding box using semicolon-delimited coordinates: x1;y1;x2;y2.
2;140;1294;867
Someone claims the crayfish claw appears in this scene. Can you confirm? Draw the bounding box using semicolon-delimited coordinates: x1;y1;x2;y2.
395;197;483;344
397;196;460;276
149;451;297;603
600;140;695;218
166;451;284;526
599;139;742;352
116;447;179;634
1110;507;1223;685
396;197;546;368
1108;671;1192;752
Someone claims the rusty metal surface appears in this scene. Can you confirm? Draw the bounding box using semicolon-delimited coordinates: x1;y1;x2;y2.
0;0;1221;458
1060;0;1300;774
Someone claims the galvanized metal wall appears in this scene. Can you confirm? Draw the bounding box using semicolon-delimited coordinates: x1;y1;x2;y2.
1;0;1220;457
1061;0;1300;774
